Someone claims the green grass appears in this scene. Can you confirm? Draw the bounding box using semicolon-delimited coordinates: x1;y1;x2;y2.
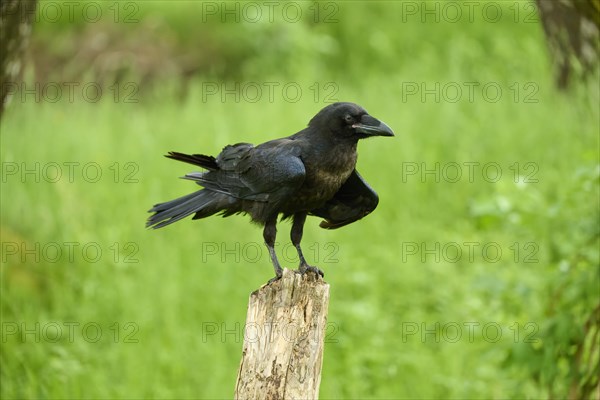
2;1;599;399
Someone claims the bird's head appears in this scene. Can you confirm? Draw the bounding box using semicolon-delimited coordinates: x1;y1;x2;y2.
308;102;395;140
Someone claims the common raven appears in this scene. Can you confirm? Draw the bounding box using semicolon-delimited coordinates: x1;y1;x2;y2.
147;102;394;280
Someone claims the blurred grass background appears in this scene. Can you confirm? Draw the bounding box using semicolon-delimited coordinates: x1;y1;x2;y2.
1;0;599;399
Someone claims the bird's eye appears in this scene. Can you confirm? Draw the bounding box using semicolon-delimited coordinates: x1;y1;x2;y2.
344;114;354;124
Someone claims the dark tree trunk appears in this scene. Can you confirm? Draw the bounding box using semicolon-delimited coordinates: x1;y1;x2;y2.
535;0;600;89
0;0;37;119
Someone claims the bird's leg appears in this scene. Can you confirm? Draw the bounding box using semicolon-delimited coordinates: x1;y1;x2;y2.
263;216;283;282
291;212;324;278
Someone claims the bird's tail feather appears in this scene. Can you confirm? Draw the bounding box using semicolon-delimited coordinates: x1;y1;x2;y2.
146;189;224;229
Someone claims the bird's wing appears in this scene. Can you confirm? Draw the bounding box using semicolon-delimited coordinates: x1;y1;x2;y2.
310;169;379;229
165;151;218;170
184;140;306;202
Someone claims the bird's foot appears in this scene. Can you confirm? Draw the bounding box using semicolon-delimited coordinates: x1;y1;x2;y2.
266;274;282;285
297;263;324;279
266;266;283;285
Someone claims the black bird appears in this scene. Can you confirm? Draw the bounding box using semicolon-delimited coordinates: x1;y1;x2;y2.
147;102;394;280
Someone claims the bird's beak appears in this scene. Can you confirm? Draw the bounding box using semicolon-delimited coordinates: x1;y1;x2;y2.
352;115;395;137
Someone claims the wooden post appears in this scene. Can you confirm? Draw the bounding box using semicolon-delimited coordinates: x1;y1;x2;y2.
235;268;330;400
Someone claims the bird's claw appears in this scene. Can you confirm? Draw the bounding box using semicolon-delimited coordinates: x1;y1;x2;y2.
297;264;324;279
266;269;283;285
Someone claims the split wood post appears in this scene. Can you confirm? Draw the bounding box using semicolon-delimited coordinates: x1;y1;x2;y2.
235;268;330;399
